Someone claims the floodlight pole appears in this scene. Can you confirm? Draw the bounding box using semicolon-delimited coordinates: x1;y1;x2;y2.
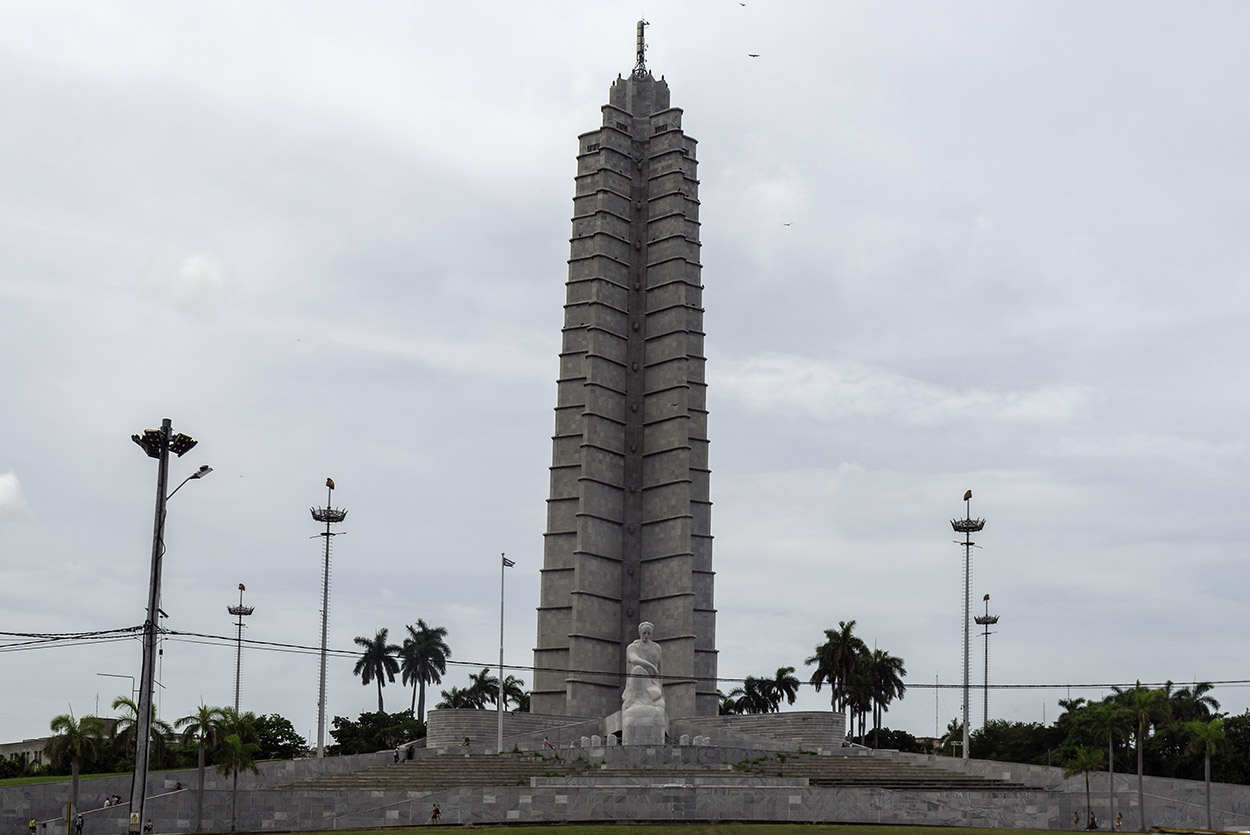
310;479;346;758
951;490;985;761
974;594;999;729
228;584;254;712
130;419;204;834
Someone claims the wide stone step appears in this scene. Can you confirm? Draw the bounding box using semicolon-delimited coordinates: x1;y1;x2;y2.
276;752;1043;794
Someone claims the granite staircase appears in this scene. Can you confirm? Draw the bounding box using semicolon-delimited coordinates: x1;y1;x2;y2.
277;751;1042;793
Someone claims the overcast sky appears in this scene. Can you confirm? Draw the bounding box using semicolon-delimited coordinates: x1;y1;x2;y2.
3;1;1249;748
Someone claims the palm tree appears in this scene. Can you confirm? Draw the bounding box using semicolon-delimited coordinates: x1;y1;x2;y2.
805;620;868;731
1170;682;1220;722
436;686;476;709
728;677;772;714
400;620;451;723
175;704;225;832
1087;700;1131;828
846;651;874;742
1064;745;1106;825
1117;681;1171;832
215;732;260;832
1184;717;1226;830
501;674;527;710
46;712;107;813
867;649;907;748
111;695;174;768
717;690;741;716
353;628;401;712
763;667;801;712
940;717;964;757
466;667;501;708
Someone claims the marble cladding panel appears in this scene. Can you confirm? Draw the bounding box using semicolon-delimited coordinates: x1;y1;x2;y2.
646;296;698;332
584;384;626;423
639;516;691;558
580;457;625;504
574;166;632;196
571;233;630;262
583;414;626;454
573;188;631;218
536;567;573;606
650;192;699;223
586;355;628;392
577;514;622;557
645;257;693;286
642;418;688;455
568;252;629;283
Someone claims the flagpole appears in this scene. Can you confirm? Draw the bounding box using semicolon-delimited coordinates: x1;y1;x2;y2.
497;552;505;754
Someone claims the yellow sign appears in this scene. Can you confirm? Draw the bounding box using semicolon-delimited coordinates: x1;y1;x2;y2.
130;814;139;825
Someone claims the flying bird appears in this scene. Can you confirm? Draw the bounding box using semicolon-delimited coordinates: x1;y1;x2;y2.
327;477;336;490
782;222;792;227
748;53;760;58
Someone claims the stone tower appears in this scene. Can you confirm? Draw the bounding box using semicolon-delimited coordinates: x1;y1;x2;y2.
532;25;717;721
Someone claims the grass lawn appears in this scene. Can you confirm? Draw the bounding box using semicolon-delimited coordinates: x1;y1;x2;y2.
334;827;1055;835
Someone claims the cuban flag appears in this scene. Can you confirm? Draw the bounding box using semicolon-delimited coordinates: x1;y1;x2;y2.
502;555;516;568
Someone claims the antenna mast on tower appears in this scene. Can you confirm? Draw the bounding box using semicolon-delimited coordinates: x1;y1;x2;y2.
632;19;649;78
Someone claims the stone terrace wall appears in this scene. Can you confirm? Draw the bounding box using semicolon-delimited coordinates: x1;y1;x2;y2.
425;708;601;751
682;711;846;750
4;752;389;835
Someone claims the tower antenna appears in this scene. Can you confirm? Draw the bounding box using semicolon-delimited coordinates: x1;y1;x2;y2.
633;19;650;78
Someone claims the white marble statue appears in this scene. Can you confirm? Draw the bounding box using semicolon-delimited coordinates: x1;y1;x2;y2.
621;621;667;744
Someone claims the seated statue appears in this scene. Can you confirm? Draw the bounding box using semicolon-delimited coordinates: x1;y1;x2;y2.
621;621;667;744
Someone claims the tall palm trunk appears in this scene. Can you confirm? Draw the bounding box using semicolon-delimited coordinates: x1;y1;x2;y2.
1204;750;1212;830
376;679;384;713
230;767;239;832
1107;733;1115;828
417;681;427;724
195;740;206;832
70;755;80;815
1137;731;1146;832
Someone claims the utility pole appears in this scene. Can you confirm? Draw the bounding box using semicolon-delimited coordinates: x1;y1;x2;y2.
130;420;206;833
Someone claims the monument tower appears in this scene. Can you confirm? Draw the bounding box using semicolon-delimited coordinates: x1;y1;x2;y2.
533;23;717;721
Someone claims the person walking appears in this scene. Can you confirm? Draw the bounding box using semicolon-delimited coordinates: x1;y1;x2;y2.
429;804;441;824
75;814;84;835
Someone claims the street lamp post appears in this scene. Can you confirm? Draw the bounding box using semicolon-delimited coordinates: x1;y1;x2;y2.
130;419;208;833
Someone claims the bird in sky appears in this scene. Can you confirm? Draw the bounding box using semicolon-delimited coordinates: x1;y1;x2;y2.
748;53;760;58
783;222;792;227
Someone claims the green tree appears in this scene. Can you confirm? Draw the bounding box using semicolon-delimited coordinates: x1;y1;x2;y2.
1084;701;1131;825
1185;717;1226;829
46;712;107;813
253;714;308;759
1063;745;1106;825
867;649;907;749
353;628;401;713
717;690;740;716
500;674;527;710
805;620;868;728
174;703;225;833
329;711;425;755
971;718;1062;764
1170;681;1220;722
1117;682;1171;831
400;620;452;723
